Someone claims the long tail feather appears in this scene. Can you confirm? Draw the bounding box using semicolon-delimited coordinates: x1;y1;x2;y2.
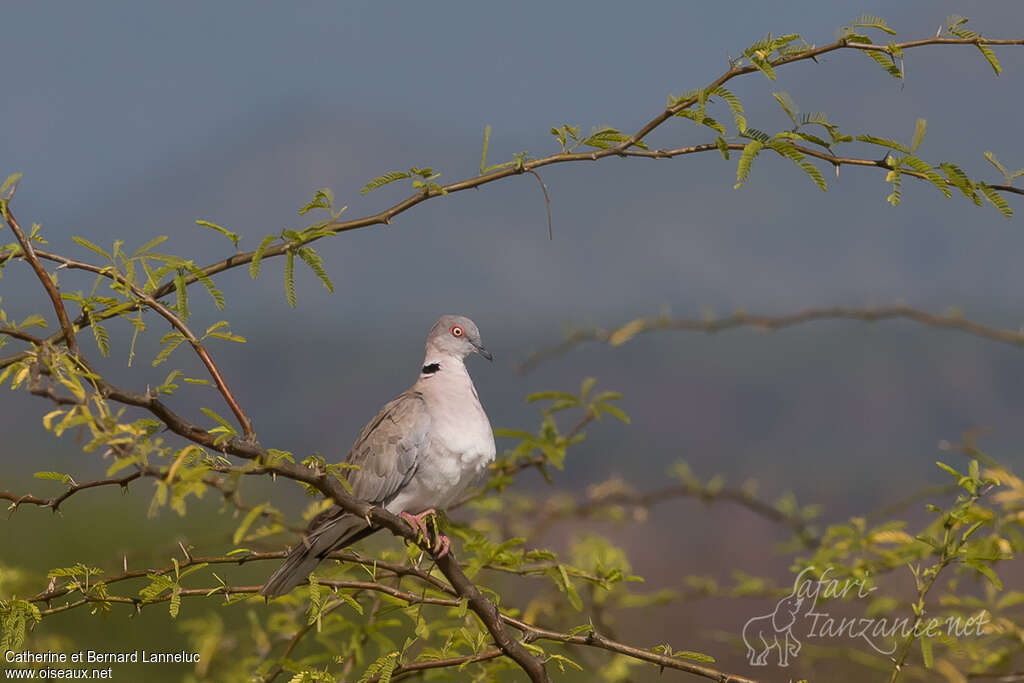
261;513;378;597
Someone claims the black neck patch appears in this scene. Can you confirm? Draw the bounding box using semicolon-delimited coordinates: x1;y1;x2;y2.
421;362;440;375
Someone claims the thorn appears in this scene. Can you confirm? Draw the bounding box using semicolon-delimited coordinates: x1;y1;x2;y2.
835;164;840;179
178;540;192;562
123;555;128;573
936;25;942;38
47;576;57;593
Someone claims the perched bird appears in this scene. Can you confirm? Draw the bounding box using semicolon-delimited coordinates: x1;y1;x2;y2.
260;315;496;597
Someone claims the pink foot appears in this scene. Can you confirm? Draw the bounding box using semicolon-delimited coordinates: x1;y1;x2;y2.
400;509;450;557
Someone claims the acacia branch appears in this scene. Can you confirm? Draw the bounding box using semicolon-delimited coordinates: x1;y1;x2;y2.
39;249;255;440
517;305;1024;374
529;479;819;549
2;472;141;514
12;370;550;682
31;575;756;682
0;206;80;357
2;31;1020;382
0;326;46;345
155;34;1024;294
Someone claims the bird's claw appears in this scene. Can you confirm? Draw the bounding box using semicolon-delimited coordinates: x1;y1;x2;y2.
401;509;450;557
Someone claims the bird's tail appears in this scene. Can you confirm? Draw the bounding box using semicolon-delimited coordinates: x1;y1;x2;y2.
260;513;378;598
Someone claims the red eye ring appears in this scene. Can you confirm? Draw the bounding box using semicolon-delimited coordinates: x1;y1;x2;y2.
450;325;464;337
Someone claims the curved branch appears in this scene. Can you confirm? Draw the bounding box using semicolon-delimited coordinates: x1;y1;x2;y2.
11;370;550;682
2;472;141;514
32;249;256;440
517;305;1024;374
529;480;819;549
2;31;1021;380
0;207;80;357
32;575;756;683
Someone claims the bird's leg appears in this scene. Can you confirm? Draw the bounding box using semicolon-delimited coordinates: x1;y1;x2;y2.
400;509;451;558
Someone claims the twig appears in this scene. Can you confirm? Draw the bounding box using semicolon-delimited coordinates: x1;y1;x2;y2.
517;306;1024;374
529;481;819;549
525;169;553;240
26;249;257;441
0;206;80;357
3;33;1021;380
2;472;141;514
33;575;755;682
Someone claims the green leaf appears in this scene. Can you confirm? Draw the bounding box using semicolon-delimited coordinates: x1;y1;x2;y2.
71;236;111;260
598;403;631;424
768;141;827;192
284;249;297;307
746;54;776;80
710;86;746;133
715;136;730;160
298;247;334;292
674;110;726;135
153;332;185;367
195;220;240;248
298;188;334;215
581;126;646;151
361;171;412;195
885;167;903;206
902;156;951;198
972;562;1003;590
34;471;73;484
948;18;1001;75
174;271;189;320
358;652;398;683
558;564;583;610
978;182;1012;218
18;314;47;329
920;635;933;669
90;317;111;357
200;407;236;436
772;92;799;126
675;650;716;663
862;46;903;79
982;151;1024;181
939;162;980;204
910;118;927;153
479;124;492;174
734;140;764;189
184;264;226;310
856;134;909;154
233;504;268;545
851;14;897;35
250;234;277;279
132;234;168;257
0;173;23;203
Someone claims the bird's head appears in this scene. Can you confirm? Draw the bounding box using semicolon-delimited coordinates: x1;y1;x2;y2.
425;315;492;362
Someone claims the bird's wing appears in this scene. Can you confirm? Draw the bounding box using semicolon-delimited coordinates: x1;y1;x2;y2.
343;389;431;506
260;391;431;598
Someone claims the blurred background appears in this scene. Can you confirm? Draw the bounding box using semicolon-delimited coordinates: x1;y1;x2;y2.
2;1;1023;680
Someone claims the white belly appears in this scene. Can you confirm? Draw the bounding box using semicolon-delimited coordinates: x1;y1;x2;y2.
384;358;496;514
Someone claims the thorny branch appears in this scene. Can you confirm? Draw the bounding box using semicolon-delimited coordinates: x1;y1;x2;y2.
4;27;1024;683
28;570;757;683
2;34;1023;378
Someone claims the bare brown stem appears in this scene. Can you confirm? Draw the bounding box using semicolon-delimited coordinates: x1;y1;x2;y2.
517;305;1024;374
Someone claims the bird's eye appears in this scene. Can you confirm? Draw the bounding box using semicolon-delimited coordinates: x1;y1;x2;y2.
450;325;464;337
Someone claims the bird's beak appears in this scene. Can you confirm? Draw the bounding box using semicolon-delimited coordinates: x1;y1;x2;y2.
473;342;493;361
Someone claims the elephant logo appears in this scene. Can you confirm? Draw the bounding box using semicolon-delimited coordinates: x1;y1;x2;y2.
742;569;813;667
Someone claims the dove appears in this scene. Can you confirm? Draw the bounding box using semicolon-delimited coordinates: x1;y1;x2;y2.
261;315;495;597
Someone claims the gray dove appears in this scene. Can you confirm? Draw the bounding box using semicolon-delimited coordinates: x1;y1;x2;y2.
260;315;495;597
